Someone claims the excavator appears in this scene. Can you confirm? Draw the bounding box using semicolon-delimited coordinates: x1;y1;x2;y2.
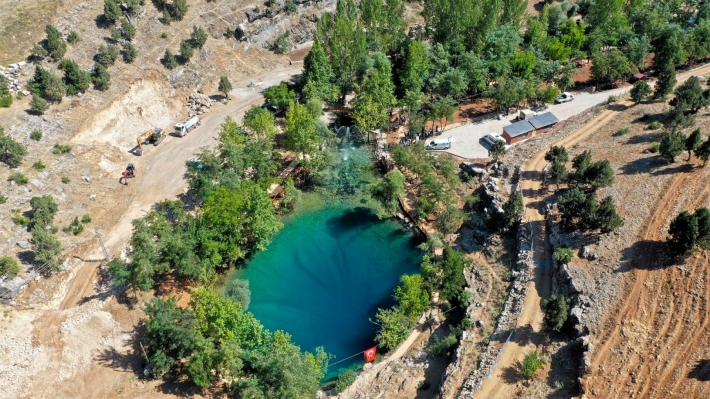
135;128;166;156
120;163;135;185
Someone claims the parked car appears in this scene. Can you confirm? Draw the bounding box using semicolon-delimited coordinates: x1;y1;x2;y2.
556;92;574;103
482;133;505;146
426;138;452;150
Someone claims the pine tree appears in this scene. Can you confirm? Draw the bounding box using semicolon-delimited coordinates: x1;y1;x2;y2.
123;42;137;63
300;39;337;102
121;18;136;41
218;76;232;99
92;63;112;91
654;66;676;100
103;0;122;22
190;25;208;48
180;40;194;61
44;25;67;60
163;49;177;69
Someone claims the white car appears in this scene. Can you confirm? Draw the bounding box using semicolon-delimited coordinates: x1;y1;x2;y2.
426;138;452;150
556;92;574;103
482;133;505;146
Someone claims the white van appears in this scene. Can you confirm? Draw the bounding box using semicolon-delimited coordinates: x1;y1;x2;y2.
482;133;505;146
426;138;452;150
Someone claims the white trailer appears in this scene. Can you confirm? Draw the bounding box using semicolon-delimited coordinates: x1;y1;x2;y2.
175;116;201;137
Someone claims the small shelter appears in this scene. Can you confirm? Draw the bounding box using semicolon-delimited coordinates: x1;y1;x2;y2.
528;112;559;130
502;112;559;144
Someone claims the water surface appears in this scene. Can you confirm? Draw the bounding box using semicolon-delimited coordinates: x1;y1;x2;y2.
238;205;421;377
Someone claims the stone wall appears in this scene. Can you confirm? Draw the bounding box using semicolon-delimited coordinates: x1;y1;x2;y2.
445;209;534;398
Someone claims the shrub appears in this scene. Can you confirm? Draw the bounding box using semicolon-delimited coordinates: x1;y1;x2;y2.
607;95;617;104
0;256;21;278
12;209;30;226
61;176;70;184
30;95;49;114
649;142;660;153
334;370;356;393
417;380;431;390
58;59;92;93
285;0;297;13
53;143;72;154
553;247;574;264
431;333;458;355
0;127;28;167
33;159;46;170
223;278;251;310
103;0;121;22
179;40;194;61
121;18;136;41
648;121;662;130
190;25;208;48
67;31;79;44
64;217;84;235
272;31;291;54
31;227;64;273
81;214;92;223
0;196;6;204
44;24;67;60
92;63;112;91
163;49;178;69
161;32;168;39
0;75;11;108
123;42;137;63
519;351;545;379
0;96;11;108
30;130;43;141
437;205;465;234
613;127;630;136
542;294;569;331
96;44;119;67
9;171;28;185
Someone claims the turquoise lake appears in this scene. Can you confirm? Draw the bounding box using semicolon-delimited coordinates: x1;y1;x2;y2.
237;205;422;378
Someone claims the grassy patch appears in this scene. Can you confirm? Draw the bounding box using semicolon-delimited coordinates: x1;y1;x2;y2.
61;176;70;184
32;159;46;170
613;127;630;137
30;129;42;140
8;171;28;185
53;143;72;154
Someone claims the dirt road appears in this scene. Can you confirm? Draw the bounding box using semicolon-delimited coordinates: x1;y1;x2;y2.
472;62;710;398
59;64;303;310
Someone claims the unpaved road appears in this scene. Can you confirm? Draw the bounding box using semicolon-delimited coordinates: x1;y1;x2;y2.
473;63;710;398
60;64;302;310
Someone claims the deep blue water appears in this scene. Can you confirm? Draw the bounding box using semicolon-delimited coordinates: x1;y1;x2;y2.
237;205;422;379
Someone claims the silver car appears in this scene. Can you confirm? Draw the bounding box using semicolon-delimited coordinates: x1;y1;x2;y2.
556;92;574;103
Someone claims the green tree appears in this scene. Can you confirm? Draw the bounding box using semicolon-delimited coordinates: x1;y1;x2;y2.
44;25;67;60
594;195;623;233
686;129;703;161
542;294;568;331
652;24;687;70
429;95;457;131
30;95;49;114
671;76;709;114
489;140;507;161
370;169;405;216
243;105;277;139
222;278;251;310
352;53;396;132
202;183;283;264
502;191;524;231
218;76;232;99
170;0;189;20
630;80;651;104
67;30;79;44
0;75;11;107
659;131;686;163
123;42;137;63
92;63;112;91
96;44;119;67
163;49;177;69
654;66;676;100
103;0;121;22
519;351;545;379
0;127;27;167
58;59;92;93
191;25;208;48
31;227;64;273
590;49;637;83
142;295;198;376
372;307;411;350
300;39;337;102
394;274;429;321
434;68;469;98
458;51;488;95
669;210;699;254
120;18;136;41
28;65;66;102
624;34;650;69
437;205;465;235
558;187;594;230
284;101;318;157
0;256;21;279
180;40;194;61
695;137;710;166
545;145;569;164
30;195;59;229
548;161;567;190
400;40;430;95
263;82;296;109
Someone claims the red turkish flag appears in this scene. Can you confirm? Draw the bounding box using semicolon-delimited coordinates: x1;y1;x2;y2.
364;346;377;362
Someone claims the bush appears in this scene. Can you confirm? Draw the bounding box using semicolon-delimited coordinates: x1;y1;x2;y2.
0;127;28;167
122;42;137;63
607;95;617;104
81;214;92;223
436;205;465;234
649;142;660;153
161;32;168;39
103;0;121;22
272;31;291;54
92;63;112;91
542;294;569;331
96;44;119;67
0;96;11;108
33;159;46;170
0;256;21;278
334;370;357;393
8;171;28;185
121;18;136;41
44;25;67;60
53;143;72;154
31;227;64;273
431;333;458;355
64;217;84;235
190;25;208;48
648;121;662;130
30;95;49;114
62;176;70;184
553;247;574;264
67;31;79;44
613;127;630;136
179;40;194;61
0;196;6;204
519;351;545;379
222;278;251;310
163;49;178;69
285;0;297;13
30;130;43;141
12;209;30;226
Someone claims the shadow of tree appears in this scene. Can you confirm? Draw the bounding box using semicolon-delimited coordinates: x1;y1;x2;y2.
619;156;660;175
688;359;710;381
501;364;522;384
624;131;664;144
617;240;676;272
545;340;582;398
651;162;694;176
